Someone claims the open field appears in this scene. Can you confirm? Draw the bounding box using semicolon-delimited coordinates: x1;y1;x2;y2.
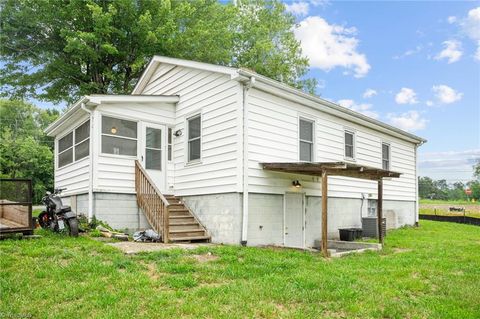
420;199;480;218
1;221;479;318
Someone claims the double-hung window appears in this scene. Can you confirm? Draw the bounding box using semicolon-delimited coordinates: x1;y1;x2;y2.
101;116;137;156
299;119;314;162
382;143;390;170
74;120;90;161
58;132;74;168
57;120;90;168
344;130;355;159
187;114;201;162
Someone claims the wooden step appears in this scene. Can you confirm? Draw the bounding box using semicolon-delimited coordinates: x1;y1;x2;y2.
169;223;203;231
169;216;195;223
169;235;211;242
169;229;207;238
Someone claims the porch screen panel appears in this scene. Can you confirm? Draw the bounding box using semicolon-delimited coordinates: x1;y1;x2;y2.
74;120;90;161
58;132;73;168
101;116;137;156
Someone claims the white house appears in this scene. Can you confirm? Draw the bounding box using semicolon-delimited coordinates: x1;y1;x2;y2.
45;56;426;250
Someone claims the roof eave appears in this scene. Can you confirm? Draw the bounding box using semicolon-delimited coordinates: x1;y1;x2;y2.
238;69;427;145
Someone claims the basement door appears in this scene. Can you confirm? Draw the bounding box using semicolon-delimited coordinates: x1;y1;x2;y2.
284;193;305;248
141;122;166;192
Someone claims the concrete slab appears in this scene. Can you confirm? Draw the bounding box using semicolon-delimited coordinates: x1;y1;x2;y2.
107;241;217;254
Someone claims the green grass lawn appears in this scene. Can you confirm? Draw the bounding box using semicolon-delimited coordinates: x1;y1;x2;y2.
1;221;479;318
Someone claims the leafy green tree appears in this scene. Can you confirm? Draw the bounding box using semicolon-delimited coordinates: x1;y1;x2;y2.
474;160;480;180
0;99;59;203
0;0;316;104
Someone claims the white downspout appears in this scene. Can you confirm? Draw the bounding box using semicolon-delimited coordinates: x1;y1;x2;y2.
241;77;255;246
81;102;94;221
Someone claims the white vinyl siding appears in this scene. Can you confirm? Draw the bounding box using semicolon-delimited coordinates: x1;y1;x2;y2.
94;102;176;194
299;118;314;162
140;63;241;195
382;143;390;170
247;88;417;201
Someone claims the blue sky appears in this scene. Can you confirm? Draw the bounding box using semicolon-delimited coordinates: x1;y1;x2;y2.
28;1;480;183
284;0;480;183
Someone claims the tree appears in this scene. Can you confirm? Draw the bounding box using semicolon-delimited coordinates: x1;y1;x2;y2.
474;160;480;180
0;99;59;203
0;0;316;104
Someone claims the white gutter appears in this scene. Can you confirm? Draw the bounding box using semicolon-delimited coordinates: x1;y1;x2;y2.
81;102;95;221
241;76;255;246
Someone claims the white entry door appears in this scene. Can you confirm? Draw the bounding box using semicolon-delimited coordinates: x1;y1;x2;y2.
141;123;166;192
285;193;305;248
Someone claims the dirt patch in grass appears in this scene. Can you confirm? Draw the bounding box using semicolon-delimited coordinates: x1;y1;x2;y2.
392;248;412;254
191;253;218;263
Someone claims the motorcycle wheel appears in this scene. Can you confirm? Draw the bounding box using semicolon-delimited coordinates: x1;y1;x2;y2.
67;218;79;237
38;212;50;229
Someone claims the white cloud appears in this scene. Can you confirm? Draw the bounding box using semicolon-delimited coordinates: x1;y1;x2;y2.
362;88;377;98
434;40;463;63
294;16;370;78
432;85;463;104
461;7;480;41
284;2;309;16
475;41;480;61
426;100;434;107
447;16;457;24
450;7;480;61
393;45;423;60
387;111;427;132
337;99;379;119
419;149;480;182
395;88;418;105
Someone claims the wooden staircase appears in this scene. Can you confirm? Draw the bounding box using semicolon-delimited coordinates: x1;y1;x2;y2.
135;160;210;243
164;195;210;242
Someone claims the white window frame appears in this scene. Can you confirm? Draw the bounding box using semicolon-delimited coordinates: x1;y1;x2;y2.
100;114;138;158
299;117;315;162
382;142;391;171
57;119;90;169
344;129;356;160
186;113;202;164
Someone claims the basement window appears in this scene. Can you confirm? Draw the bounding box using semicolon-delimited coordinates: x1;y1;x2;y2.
101;116;137;156
187;114;201;162
344;130;355;159
382;143;390;170
299;118;314;162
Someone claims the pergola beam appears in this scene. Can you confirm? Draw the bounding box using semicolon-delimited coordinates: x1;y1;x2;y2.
321;170;328;257
377;179;384;245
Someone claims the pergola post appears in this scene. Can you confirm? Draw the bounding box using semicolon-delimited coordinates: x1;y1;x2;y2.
377;179;384;245
321;169;328;257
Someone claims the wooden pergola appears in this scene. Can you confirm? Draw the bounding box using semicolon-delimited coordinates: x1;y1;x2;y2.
261;162;402;257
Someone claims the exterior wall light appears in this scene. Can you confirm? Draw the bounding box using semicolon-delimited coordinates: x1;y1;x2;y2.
174;129;183;137
110;127;117;134
292;180;302;188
